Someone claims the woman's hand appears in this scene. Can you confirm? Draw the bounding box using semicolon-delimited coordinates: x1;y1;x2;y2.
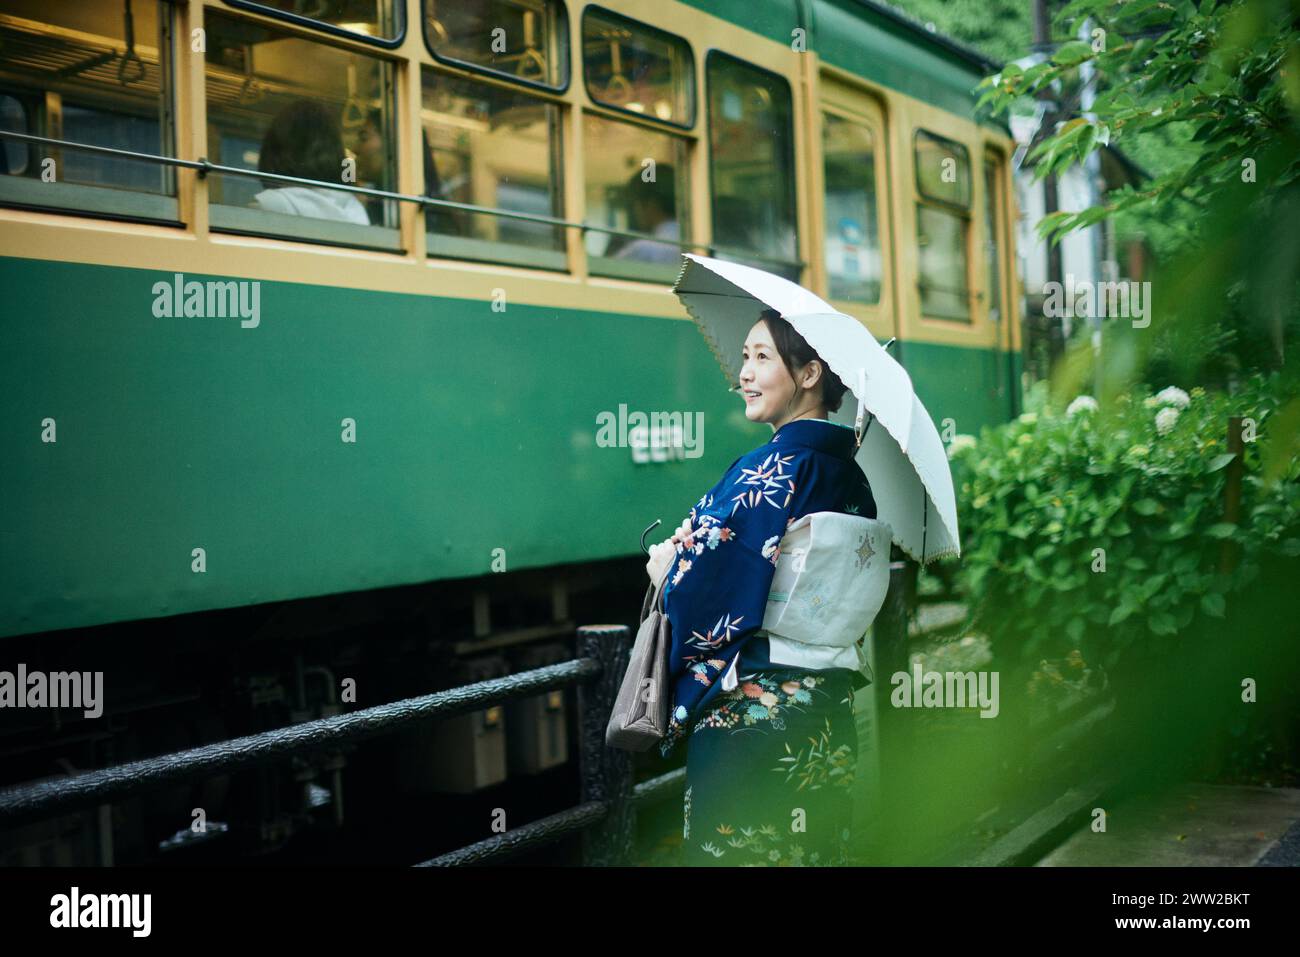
670;517;693;545
645;539;676;585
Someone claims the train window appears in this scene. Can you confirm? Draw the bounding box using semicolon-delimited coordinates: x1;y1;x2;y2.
706;51;798;281
914;128;970;208
424;0;569;92
821;111;881;304
914;128;971;321
984;155;1004;324
0;95;29;175
0;1;177;221
221;0;403;45
582;114;690;283
916;204;970;321
205;12;400;251
421;67;566;270
581;7;693;128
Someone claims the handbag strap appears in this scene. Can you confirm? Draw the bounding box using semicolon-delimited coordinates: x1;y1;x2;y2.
656;552;675;614
641;551;675;621
640;580;656;621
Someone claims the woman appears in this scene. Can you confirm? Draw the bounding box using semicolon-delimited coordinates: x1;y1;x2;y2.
252;98;370;225
645;307;878;866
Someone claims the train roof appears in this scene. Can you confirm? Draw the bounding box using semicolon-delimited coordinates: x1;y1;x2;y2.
847;0;1003;75
686;0;1011;133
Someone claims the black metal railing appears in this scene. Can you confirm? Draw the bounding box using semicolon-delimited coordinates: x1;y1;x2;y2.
0;561;942;866
0;621;688;866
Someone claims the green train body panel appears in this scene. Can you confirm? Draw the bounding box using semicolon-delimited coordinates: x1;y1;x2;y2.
0;257;1014;638
684;0;1007;129
904;339;1022;434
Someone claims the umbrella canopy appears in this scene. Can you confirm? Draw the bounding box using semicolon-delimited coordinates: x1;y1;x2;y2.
671;252;960;564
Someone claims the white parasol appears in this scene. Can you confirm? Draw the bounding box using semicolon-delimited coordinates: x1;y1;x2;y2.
671;252;960;564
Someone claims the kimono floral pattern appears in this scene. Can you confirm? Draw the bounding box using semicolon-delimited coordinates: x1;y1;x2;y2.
694;673;835;733
682;668;859;867
658;448;810;760
696;823;853;866
730;451;798;515
661;419;879;861
657;419;877;748
670;512;736;586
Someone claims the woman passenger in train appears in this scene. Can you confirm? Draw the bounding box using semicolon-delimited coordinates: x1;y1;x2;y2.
252;98;370;225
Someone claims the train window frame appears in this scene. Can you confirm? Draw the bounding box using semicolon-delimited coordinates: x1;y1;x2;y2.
914;202;973;324
219;0;406;48
580;5;695;131
704;47;801;277
983;149;1007;326
912;127;973;323
912;127;971;211
203;8;404;253
820;103;885;307
422;0;572;96
581;108;692;284
419;63;570;272
0;93;32;176
0;4;182;224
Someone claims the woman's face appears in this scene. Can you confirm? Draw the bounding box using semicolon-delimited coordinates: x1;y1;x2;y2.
739;320;814;426
353;120;387;184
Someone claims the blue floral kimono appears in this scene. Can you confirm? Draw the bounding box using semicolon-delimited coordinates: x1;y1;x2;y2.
658;417;878;760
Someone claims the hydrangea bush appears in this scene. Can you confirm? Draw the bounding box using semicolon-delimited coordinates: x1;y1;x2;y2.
946;371;1300;673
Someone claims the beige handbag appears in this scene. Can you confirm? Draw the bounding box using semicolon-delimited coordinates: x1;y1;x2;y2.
605;563;673;751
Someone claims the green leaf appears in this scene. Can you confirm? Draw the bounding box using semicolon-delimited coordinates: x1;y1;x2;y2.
1052;41;1095;67
1207;453;1237;473
1205;523;1237;539
1133;498;1161;515
1148;611;1179;635
1200;592;1226;618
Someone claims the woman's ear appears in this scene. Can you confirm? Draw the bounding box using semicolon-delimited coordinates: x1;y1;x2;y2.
800;359;823;390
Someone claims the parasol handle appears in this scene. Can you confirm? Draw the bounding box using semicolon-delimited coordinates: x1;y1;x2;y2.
853;367;867;449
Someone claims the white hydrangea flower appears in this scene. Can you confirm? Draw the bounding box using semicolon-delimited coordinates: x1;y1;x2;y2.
946;434;977;459
1155;406;1180;435
1066;395;1099;417
1155;386;1191;409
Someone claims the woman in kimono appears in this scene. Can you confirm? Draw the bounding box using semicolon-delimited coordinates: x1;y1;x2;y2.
645;308;878;866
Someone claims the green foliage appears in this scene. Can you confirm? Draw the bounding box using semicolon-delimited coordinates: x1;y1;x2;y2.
947;372;1300;671
879;0;1038;65
974;0;1300;249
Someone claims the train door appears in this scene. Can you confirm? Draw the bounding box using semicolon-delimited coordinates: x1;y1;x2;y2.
812;75;896;346
983;146;1021;419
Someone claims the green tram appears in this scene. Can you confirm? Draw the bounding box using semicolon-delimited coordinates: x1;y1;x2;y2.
0;0;1021;862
